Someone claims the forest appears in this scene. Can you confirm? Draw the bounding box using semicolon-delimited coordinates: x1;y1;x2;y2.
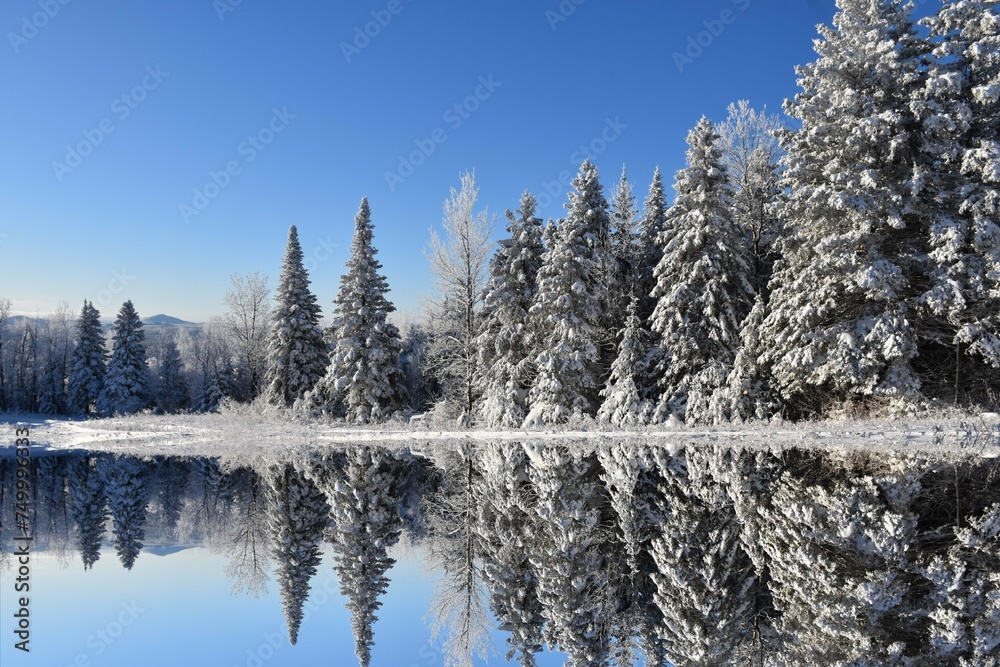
1;0;997;426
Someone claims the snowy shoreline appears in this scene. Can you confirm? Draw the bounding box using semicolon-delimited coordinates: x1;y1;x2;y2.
2;410;997;460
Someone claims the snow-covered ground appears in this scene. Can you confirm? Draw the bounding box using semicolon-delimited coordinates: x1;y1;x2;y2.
2;408;997;461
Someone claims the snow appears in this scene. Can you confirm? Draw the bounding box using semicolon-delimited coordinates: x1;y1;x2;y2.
3;409;997;462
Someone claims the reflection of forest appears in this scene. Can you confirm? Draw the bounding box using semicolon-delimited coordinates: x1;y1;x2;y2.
1;444;997;667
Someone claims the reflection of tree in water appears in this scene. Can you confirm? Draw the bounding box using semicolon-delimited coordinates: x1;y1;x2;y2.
4;442;998;665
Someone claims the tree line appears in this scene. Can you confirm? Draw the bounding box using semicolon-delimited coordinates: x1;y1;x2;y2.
1;0;996;423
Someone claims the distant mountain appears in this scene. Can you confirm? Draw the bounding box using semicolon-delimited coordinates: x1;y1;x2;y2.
144;314;194;326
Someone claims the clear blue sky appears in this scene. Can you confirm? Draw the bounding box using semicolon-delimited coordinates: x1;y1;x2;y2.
0;0;925;322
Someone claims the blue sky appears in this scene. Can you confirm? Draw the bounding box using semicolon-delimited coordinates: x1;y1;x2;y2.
1;0;923;322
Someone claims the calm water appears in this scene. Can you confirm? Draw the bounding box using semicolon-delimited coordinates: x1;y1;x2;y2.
0;442;997;667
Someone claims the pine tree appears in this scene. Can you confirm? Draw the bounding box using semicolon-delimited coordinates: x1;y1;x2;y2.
68;455;108;570
598;295;656;425
477;191;546;427
309;199;406;423
318;447;406;667
528;445;614;666
264;225;328;407
68;301;107;414
96;455;151;570
636;168;668;323
916;0;1000;404
266;463;329;645
95;300;150;416
528;160;613;424
650;118;753;423
760;0;929;415
154;335;189;413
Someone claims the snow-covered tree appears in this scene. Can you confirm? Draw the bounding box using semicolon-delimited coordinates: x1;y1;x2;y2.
477;191;546;427
153;335;189;413
96;455;152;570
263;225;328;407
38;304;73;415
598;295;656;425
916;0;1000;405
68;301;107;414
319;447;407;667
650;118;753;423
95;300;150;416
223;272;272;400
266;463;329;645
711;295;783;422
759;0;929;415
68;455;108;570
528;446;614;666
310;198;406;423
425;172;495;420
476;444;545;667
528;160;613;424
636;168;668;323
605;166;637;338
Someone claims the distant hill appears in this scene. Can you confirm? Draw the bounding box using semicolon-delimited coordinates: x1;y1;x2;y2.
144;314;195;326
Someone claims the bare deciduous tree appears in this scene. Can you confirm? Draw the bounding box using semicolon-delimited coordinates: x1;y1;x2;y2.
223;272;271;399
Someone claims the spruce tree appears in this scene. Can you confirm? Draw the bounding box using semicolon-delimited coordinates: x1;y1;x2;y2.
759;0;929;415
263;225;328;407
68;301;107;414
154;336;189;413
598;295;656;425
477;191;546;427
528;160;613;423
266;463;329;645
68;455;108;570
310;198;406;423
636;168;668;323
95;300;150;416
96;455;151;570
650;118;753;423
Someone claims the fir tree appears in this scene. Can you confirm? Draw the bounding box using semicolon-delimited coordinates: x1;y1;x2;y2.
477;191;546;427
598;295;656;425
760;0;929;415
68;301;107;414
96;455;151;570
263;225;328;407
154;335;189;413
528;160;613;424
636;167;668;323
68;455;108;570
95;301;150;416
266;463;329;645
309;198;406;423
650;118;753;423
712;295;783;422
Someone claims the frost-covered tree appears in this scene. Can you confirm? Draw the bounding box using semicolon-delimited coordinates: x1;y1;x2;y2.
528;160;613;423
68;455;108;570
477;191;546;427
528;446;614;666
711;295;783;422
95;301;150;416
319;447;406;667
650;118;753;423
425;172;495;419
153;335;189;413
68;301;107;414
636;168;668;323
96;455;152;570
310;198;406;423
598;295;657;425
760;0;929;415
916;0;1000;404
716;100;784;295
605;166;637;337
263;225;328;407
266;463;329;645
38;304;73;415
223;272;272;400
